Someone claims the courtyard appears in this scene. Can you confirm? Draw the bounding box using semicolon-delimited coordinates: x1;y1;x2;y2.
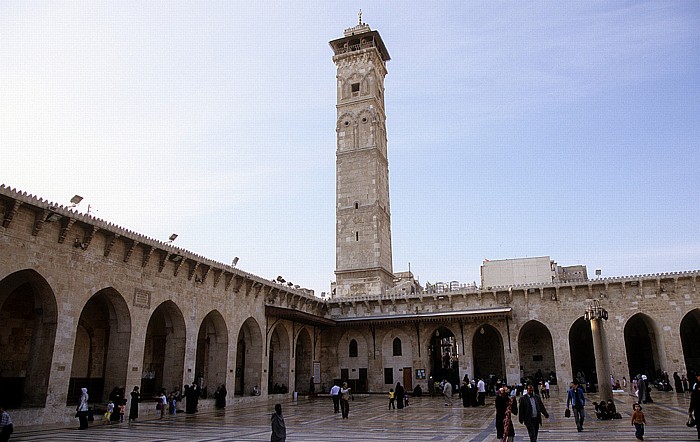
10;387;698;441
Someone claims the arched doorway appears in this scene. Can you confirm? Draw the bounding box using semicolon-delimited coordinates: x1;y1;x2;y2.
235;317;263;396
0;270;58;408
569;317;596;387
141;301;186;397
195;310;228;394
295;328;313;394
69;288;132;404
429;326;459;386
268;324;290;393
681;309;700;375
518;320;557;385
625;313;660;379
473;324;505;383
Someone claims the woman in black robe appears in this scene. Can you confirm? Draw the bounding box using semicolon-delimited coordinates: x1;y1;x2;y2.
495;386;517;441
186;382;199;414
128;386;140;422
394;382;405;409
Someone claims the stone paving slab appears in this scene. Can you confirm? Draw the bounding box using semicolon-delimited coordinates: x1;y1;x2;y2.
10;389;699;441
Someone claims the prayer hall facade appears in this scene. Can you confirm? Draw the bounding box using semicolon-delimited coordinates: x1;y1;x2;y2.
1;20;699;426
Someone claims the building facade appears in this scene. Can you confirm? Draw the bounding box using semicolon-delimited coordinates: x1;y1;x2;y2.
1;20;699;427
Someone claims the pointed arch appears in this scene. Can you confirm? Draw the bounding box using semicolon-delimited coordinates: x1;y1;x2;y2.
472;324;505;381
0;269;58;408
195;310;229;393
517;320;556;383
295;327;313;394
268;323;291;393
141;300;186;397
69;287;131;404
681;308;700;373
624;313;661;379
235;317;263;396
569;317;595;385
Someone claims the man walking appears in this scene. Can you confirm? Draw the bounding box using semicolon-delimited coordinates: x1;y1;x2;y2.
518;384;549;442
443;380;453;406
329;383;341;413
477;378;486;406
566;381;586;432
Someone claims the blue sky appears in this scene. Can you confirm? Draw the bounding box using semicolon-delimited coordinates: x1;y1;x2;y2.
1;1;698;295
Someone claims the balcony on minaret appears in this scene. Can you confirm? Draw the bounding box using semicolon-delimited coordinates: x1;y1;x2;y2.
329;27;391;62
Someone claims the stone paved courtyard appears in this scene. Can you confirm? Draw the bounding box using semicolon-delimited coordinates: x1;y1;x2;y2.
10;388;699;441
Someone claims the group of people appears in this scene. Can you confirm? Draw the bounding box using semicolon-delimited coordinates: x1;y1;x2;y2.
493;383;549;442
328;382;353;418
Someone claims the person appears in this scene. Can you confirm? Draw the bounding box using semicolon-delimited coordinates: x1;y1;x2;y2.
495;386;518;442
0;404;13;442
689;373;700;440
413;384;422;397
388;388;395;409
118;402;126;422
477;377;486;406
309;376;315;394
186;382;199;414
270;403;286;442
674;372;684;394
129;386;140;422
103;400;114;424
607;399;621;419
252;385;260;396
395;382;405;409
77;387;89;430
340;383;351;419
158;388;167;419
622;376;628;390
566;381;586;432
403;391;409;407
330;383;341;413
443;379;453;406
168;393;177;415
544;380;550;399
214;384;227;409
460;381;470;408
518;384;549;442
631;403;646;441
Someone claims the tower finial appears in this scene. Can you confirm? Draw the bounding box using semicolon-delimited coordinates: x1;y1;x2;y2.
358;9;363;25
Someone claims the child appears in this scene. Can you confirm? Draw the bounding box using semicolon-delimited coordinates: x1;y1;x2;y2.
118;402;126;422
169;393;177;415
103;400;114;425
631;403;646;441
388;388;395;409
403;392;409;407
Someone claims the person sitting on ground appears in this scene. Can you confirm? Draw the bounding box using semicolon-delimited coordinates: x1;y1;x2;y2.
607;400;621;419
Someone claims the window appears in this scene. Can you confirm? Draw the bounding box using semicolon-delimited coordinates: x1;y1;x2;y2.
392;337;402;356
349;339;358;357
355;232;359;241
351;83;360;96
384;367;394;384
354;202;359;209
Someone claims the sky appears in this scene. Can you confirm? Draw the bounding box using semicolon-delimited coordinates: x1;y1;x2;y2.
1;1;699;295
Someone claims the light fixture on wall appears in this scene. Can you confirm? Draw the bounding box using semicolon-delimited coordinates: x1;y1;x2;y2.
479;327;485;335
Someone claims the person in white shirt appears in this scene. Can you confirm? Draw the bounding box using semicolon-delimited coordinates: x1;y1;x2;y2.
477;378;486;406
329;383;341;413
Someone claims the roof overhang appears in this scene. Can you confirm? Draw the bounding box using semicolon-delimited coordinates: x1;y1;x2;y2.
265;305;336;327
333;307;512;326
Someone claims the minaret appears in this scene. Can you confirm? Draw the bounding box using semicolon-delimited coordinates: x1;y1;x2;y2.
330;15;394;298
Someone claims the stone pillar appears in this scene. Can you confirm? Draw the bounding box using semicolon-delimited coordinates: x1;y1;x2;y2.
590;315;613;402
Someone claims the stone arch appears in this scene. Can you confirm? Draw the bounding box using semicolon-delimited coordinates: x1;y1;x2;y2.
294;327;313;394
569;317;595;385
429;325;459;384
681;308;700;374
69;287;132;404
338;330;369;387
624;313;661;379
381;328;414;390
195;310;228;394
517;320;556;383
0;269;58;408
141;300;186;397
357;109;375;149
268;323;291;393
472;324;505;382
235;317;263;396
336;112;356;152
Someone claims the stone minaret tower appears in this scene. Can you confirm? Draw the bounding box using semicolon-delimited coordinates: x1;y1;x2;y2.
330;15;394;298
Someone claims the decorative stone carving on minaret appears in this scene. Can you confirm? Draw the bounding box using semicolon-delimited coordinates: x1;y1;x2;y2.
330;20;394;298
